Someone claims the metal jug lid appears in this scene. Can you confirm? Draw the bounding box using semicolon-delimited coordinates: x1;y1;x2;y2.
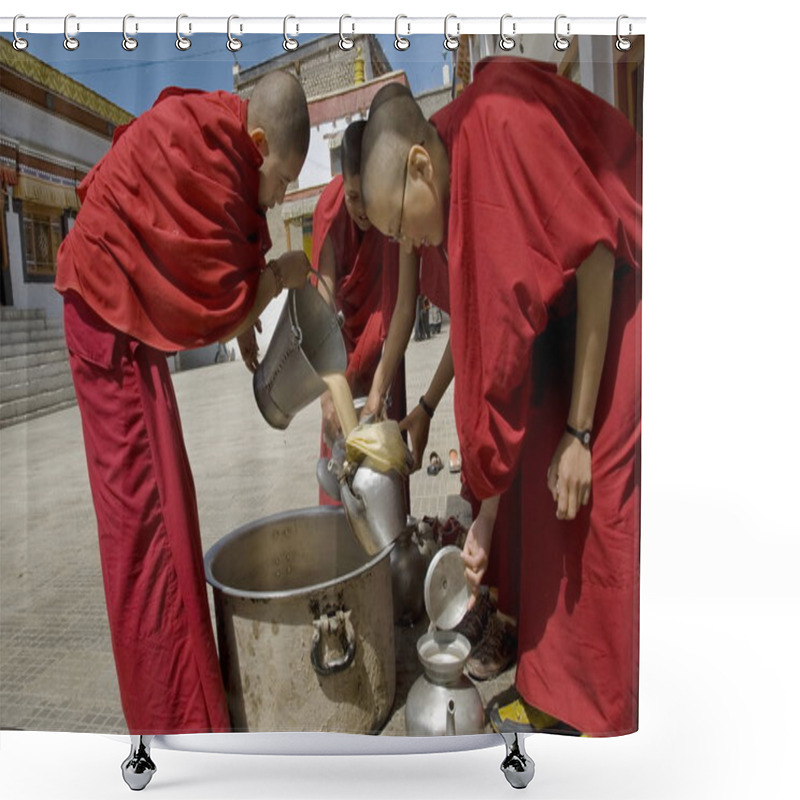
424;545;470;630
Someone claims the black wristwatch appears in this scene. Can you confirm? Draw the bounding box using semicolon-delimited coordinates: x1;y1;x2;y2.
565;423;591;448
419;396;435;419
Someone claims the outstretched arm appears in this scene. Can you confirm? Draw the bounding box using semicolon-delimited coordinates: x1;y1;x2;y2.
316;236;342;443
547;243;615;520
224;250;310;371
363;248;419;419
401;337;454;471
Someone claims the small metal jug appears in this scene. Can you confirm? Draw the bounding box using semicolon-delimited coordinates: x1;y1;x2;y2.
405;546;485;736
390;517;431;627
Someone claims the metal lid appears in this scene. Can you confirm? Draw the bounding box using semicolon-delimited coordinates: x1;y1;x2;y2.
424;545;470;630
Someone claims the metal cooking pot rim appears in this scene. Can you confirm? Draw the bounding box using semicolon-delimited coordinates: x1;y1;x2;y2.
204;506;393;601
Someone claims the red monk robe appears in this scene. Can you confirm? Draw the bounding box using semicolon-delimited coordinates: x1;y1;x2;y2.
430;57;642;736
55;88;271;733
312;175;406;505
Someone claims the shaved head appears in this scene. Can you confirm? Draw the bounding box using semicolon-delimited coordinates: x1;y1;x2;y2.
369;81;413;115
361;95;430;216
335;83;411;182
248;70;310;161
361;94;449;249
341;120;366;180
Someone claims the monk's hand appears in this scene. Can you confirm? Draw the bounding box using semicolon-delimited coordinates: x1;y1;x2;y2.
399;404;431;472
278;250;311;290
361;388;385;423
546;433;592;521
320;391;342;447
462;501;498;610
237;318;262;374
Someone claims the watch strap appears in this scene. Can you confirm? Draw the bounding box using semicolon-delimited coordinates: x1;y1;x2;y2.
565;423;591;447
419;396;435;419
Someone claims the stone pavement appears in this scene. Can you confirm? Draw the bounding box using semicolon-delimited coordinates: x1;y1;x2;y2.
0;322;516;735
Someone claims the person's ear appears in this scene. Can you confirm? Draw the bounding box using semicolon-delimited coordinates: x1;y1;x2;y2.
408;144;434;185
249;127;269;155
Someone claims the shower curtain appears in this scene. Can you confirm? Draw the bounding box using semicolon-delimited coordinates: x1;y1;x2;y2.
0;27;643;742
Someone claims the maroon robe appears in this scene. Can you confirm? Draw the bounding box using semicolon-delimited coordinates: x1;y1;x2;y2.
56;88;270;350
55;88;272;733
312;176;406;505
431;57;642;736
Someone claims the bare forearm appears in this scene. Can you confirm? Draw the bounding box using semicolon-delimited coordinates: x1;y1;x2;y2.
370;249;419;399
569;244;614;430
372;305;415;397
316;236;337;307
422;337;454;410
479;494;500;521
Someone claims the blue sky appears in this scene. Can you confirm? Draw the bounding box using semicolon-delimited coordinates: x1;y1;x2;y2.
2;32;453;116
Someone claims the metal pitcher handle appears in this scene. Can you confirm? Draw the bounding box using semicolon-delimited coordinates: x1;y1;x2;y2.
310;608;356;676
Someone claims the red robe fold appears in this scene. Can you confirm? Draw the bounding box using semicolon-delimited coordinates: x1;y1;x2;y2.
312;176;406;505
431;56;642;736
56;87;271;351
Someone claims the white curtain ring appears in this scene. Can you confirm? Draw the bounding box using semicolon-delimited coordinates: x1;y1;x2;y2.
12;15;29;51
499;14;515;51
616;15;632;51
339;15;354;51
444;14;459;51
554;14;570;51
394;15;410;51
122;14;138;51
176;14;191;51
63;13;79;51
283;15;298;51
227;15;242;52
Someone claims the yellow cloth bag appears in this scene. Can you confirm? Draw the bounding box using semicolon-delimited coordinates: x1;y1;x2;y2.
345;421;413;476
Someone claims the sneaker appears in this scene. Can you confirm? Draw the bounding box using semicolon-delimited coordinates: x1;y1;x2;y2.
489;696;581;736
466;612;518;681
453;586;495;647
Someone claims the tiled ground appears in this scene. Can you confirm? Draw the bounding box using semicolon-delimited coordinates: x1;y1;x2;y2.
0;322;515;734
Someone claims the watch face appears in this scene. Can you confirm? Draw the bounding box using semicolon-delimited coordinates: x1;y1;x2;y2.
582;432;591;445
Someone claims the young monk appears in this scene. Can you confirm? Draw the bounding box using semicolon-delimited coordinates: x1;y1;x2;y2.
54;70;311;738
312;119;406;503
362;56;642;737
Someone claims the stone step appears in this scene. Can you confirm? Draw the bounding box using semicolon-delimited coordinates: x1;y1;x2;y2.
0;336;67;360
0;398;77;430
0;316;49;335
0;307;46;322
0;384;76;428
0;348;68;373
1;325;64;346
0;360;73;404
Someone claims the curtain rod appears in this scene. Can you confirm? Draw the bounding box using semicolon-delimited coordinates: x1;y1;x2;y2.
1;15;646;37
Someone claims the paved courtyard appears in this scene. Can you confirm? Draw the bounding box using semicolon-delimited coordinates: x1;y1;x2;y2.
0;323;515;735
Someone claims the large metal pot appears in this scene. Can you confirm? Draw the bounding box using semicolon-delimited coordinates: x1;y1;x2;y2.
205;507;395;733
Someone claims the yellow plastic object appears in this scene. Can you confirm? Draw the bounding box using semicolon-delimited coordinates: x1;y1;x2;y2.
345;421;413;476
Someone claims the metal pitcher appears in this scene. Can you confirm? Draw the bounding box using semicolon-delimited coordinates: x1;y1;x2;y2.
340;456;407;556
253;282;346;429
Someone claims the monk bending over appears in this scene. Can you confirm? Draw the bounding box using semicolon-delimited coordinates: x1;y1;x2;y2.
312;119;406;503
56;71;311;735
361;56;642;737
